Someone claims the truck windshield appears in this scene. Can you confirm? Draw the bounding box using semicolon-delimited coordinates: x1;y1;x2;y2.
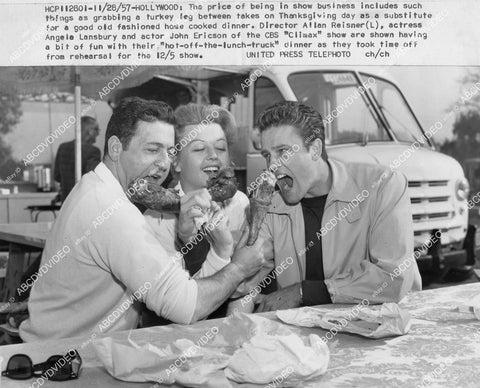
288;71;428;147
359;73;429;146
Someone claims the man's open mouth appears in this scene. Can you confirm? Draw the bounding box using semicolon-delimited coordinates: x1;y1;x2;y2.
144;173;163;183
276;173;294;190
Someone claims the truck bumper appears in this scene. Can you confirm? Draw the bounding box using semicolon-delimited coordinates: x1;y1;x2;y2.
417;224;479;283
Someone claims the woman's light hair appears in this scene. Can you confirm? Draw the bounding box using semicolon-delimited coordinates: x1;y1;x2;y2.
174;103;236;147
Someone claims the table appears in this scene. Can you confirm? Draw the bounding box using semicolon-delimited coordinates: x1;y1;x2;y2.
0;223;51;249
0;223;52;302
0;193;58;224
25;205;61;223
1;283;479;387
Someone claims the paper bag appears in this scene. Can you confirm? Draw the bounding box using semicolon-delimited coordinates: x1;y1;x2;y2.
277;303;411;339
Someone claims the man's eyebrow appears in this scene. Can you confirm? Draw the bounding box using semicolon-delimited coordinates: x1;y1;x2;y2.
272;144;290;150
145;142;165;147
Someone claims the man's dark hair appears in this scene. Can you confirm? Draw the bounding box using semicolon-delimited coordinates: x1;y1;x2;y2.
104;97;175;156
81;116;97;131
81;116;99;145
257;101;327;160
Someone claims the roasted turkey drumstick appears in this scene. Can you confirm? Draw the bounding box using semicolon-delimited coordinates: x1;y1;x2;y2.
128;167;238;212
247;174;276;246
128;178;181;212
206;167;238;202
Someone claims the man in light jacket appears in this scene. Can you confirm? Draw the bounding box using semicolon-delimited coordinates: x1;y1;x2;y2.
242;101;421;312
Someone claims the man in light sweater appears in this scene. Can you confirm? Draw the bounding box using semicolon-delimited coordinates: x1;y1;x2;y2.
20;97;263;341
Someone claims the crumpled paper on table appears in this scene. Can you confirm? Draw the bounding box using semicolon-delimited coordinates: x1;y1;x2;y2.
93;313;330;387
277;303;411;339
93;334;231;387
226;333;329;386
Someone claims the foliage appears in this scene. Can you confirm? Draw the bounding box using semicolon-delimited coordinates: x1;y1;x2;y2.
0;91;23;180
439;69;480;166
440;110;480;164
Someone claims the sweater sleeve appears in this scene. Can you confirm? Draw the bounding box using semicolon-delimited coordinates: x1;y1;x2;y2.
92;198;198;324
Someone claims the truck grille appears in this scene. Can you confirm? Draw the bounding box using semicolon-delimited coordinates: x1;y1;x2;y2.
407;179;463;248
410;196;449;204
408;180;452;222
408;180;448;188
412;212;453;221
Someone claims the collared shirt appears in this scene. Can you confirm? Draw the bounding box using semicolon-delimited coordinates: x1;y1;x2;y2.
144;182;249;279
237;158;421;304
20;163;198;342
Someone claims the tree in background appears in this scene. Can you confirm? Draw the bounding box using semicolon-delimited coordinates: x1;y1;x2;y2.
0;90;23;180
439;70;480;196
440;69;480;162
440;110;480;163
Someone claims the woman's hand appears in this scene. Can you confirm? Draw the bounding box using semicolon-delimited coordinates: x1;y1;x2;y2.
205;202;234;260
178;189;211;242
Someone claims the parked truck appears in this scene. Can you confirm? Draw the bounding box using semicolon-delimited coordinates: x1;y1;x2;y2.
111;65;479;282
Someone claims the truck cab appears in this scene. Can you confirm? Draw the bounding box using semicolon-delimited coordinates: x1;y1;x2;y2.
111;65;479;282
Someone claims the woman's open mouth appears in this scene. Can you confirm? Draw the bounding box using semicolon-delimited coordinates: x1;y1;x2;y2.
202;166;220;176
